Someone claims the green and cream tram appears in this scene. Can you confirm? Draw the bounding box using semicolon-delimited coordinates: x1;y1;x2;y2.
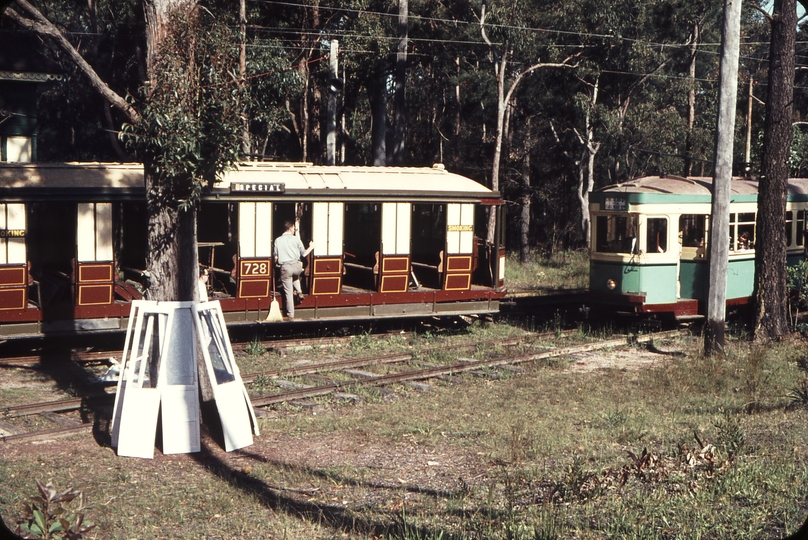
589;175;808;318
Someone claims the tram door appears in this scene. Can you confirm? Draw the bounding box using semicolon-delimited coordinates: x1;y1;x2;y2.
380;203;411;293
0;203;28;310
236;202;273;299
444;203;474;291
76;203;114;306
310;202;344;294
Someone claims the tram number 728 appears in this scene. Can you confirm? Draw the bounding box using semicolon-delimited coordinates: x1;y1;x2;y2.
240;260;272;277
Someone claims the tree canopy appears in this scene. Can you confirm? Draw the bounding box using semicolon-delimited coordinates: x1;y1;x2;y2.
3;0;805;256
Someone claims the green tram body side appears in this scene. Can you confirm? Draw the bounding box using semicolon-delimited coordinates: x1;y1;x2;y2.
589;175;808;318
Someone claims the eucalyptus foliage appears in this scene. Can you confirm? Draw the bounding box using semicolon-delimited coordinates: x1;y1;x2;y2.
121;8;244;209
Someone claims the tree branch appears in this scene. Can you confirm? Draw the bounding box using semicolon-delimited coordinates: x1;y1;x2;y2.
8;0;140;125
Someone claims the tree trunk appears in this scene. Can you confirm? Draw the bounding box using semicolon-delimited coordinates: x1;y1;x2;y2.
369;71;387;166
144;168;200;302
754;0;796;339
519;150;531;264
142;0;201;303
684;21;700;177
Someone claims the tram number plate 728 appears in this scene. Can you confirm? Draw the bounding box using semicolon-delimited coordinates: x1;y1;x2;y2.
240;260;272;277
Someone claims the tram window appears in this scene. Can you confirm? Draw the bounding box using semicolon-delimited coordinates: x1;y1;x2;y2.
679;214;707;259
595;214;639;254
646;218;668;253
730;212;756;251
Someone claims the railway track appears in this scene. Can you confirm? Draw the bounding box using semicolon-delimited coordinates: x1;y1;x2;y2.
0;328;684;444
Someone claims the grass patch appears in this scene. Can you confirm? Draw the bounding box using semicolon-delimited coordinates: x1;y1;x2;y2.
3;325;808;538
505;250;589;292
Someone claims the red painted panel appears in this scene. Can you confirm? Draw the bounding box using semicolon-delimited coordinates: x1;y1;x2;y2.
446;256;472;272
0;288;26;310
312;276;341;294
382;257;409;273
238;279;270;298
445;273;471;291
78;284;113;306
0;267;26;286
380;275;408;293
78;264;113;283
314;258;342;275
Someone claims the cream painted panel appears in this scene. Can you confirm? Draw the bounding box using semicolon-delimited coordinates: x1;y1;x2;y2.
381;203;397;255
6;136;31;162
3;204;26;264
96;203;113;261
446;203;461;254
460;203;474;254
254;202;273;257
313;202;330;256
396;203;411;255
77;203;96;262
0;205;6;264
328;203;344;257
238;202;256;258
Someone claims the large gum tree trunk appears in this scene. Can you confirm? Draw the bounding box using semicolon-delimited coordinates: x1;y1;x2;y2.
144;169;199;302
754;0;795;339
142;0;201;303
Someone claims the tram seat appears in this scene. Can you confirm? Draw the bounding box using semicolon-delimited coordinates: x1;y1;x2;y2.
114;279;143;301
343;251;379;290
411;250;444;289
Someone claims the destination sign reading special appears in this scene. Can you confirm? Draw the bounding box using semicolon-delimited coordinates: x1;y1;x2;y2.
230;182;285;193
604;197;628;211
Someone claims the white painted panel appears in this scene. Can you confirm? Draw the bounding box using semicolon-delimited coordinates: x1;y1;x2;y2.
396;203;411;255
161;386;200;454
460;203;474;254
239;202;256;258
446;203;461;254
3;204;25;264
160;305;200;453
254;202;273;257
77;203;96;262
116;388;160;459
0;205;7;265
96;203;113;261
6;136;31;163
382;203;398;255
328;203;344;256
313;202;329;256
213;381;254;451
196;301;257;451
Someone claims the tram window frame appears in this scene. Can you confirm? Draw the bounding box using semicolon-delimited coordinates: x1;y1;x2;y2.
679;214;708;259
594;214;639;254
790;210;806;247
730;212;756;252
645;217;668;254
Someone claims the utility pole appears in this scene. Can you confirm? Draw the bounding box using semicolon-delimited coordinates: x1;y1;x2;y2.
326;39;339;166
744;75;754;177
706;0;742;355
392;0;408;165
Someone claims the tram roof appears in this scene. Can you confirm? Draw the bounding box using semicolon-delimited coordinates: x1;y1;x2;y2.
593;175;808;203
213;162;498;200
0;162;498;202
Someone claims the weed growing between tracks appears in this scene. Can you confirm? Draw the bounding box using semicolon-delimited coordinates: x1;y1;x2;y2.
2;323;808;538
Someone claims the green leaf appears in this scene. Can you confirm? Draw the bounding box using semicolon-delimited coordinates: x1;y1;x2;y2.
33;508;47;533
